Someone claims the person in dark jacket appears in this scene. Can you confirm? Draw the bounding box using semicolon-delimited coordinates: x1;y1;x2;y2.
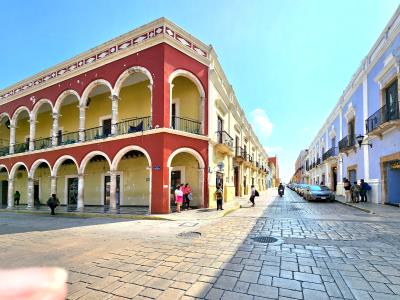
47;194;60;215
360;179;370;202
215;185;224;210
14;191;20;206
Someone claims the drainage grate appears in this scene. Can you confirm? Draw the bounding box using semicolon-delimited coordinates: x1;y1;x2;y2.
177;231;202;239
251;236;278;243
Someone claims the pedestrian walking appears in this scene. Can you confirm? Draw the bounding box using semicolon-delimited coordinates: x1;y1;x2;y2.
47;194;60;215
343;178;351;203
360;179;371;202
215;185;224;210
174;185;183;213
13;191;20;206
350;181;361;203
183;183;192;210
249;185;259;207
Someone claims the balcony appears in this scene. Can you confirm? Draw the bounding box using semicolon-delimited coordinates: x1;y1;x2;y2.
172;116;201;135
58;131;80;146
316;158;321;166
34;137;52;150
0;146;9;157
84;126;112;142
117;116;152;135
366;102;400;137
339;135;356;154
234;146;246;162
14;142;29;154
322;147;338;161
214;130;234;155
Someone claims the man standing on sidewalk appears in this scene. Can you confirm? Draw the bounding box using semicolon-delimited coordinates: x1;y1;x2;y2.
343;178;351;203
360;179;370;202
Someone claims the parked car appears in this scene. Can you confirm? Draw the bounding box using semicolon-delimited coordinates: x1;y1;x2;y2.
297;184;310;197
303;185;335;201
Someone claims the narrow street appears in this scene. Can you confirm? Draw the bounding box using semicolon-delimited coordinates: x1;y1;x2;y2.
1;189;400;299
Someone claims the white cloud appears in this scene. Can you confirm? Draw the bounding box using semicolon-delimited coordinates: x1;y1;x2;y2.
250;108;273;140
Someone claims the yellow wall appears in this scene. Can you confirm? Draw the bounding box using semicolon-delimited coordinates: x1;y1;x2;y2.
35;109;52;140
0;125;10;147
33;167;51;202
55;163;78;205
171;153;201;207
59;100;79;134
15;115;29;144
172;77;200;121
14;171;28;204
85;92;111;129
119;81;151;120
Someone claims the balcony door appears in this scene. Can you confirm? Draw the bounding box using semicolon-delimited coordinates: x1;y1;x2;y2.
386;80;398;121
102;118;112;137
217;116;223;143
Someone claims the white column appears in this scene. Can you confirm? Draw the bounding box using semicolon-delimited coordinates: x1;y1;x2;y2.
29;118;36;151
27;177;34;209
52;112;59;147
169;83;175;129
109;171;117;211
7;179;14;208
50;176;57;196
79;105;86;142
9;124;16;154
77;173;84;210
362;76;370;180
198;168;205;208
200;96;205;134
148;84;153;124
110;95;119;135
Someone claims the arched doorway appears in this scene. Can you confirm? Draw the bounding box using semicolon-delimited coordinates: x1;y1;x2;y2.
53;156;79;210
55;91;80;145
12;107;30;153
9;163;29;207
0;114;11;156
30;160;52;208
32;100;53;150
0;166;8;207
111;146;152;213
167;148;205;211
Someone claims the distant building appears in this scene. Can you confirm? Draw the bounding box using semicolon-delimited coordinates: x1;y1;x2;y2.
268;156;280;187
292;150;308;183
298;7;400;204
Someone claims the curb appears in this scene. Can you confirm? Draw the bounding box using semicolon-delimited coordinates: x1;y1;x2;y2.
221;204;241;217
335;200;375;214
0;209;173;221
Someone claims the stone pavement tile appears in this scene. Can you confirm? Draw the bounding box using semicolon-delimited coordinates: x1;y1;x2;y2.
89;275;119;291
281;261;299;272
200;267;222;277
139;287;163;298
221;290;254;300
387;284;400;294
205;288;224;300
80;275;101;284
261;265;280;277
157;288;185;300
107;296;129;300
148;265;172;277
280;270;293;279
233;281;250;293
117;263;138;272
258;275;272;286
110;270;130;278
242;258;263;267
134;275;153;286
294;272;322;284
340;270;363;278
67;282;88;294
388;276;400;285
360;270;390;283
79;290;112;300
174;272;200;283
369;282;392;294
312;267;331;276
374;265;400;276
272;277;301;291
144;277;173;290
245;265;262;272
113;283;144;298
351;289;373;300
185;281;213;298
248;283;278;298
102;281;124;293
370;292;400;300
223;270;240;277
279;287;303;299
298;257;316;267
171;281;192;290
67;287;92;300
67;271;87;284
214;275;238;291
240;270;260;283
303;288;329;300
119;271;146;283
342;276;374;291
223;263;245;272
323;282;341;297
199;275;217;283
299;265;312;273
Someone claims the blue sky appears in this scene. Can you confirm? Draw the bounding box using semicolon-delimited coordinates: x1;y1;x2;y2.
0;0;398;182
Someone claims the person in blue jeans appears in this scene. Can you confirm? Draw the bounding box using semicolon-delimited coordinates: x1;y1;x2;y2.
360;179;370;202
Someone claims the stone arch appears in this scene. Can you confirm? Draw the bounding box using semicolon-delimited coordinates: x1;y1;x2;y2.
80;79;113;107
10;162;30;179
0;112;11;122
11;106;31;126
31;99;53;121
52;155;79;177
0;164;9;176
54;90;81;114
168;69;205;98
167;147;205;169
111;145;152;171
79;151;112;174
113;66;154;96
30;158;52;177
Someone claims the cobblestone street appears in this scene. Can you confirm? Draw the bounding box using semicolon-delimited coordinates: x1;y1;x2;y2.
2;189;400;299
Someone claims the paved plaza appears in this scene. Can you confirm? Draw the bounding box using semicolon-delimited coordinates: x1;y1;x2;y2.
1;190;400;299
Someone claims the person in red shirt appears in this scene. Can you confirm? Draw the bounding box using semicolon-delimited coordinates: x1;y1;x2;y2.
183;183;192;210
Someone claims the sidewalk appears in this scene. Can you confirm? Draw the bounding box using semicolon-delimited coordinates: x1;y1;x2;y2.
335;195;400;217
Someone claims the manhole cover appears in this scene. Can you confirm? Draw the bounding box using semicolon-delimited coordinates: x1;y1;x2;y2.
177;231;202;239
251;236;278;243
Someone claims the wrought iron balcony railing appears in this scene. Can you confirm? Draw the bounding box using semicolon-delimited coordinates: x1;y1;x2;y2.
14;142;29;154
0;146;9;157
366;101;400;133
84;126;112;142
235;146;246;159
58;131;80;145
322;147;338;161
247;154;253;163
117;116;152;135
34;137;52;150
216;130;233;148
172;116;201;135
339;135;356;152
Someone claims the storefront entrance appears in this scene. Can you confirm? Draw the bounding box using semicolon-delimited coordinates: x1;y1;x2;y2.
67;177;78;208
385;160;400;205
234;167;239;196
104;175;121;207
